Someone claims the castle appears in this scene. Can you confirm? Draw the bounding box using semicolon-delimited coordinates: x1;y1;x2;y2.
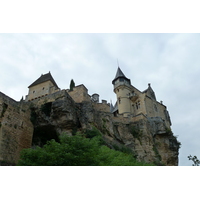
111;67;171;128
0;67;177;165
25;68;171;128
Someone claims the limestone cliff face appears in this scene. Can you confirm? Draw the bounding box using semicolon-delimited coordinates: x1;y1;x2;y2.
29;91;180;166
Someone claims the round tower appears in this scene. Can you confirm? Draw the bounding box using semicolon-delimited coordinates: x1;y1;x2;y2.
112;67;132;117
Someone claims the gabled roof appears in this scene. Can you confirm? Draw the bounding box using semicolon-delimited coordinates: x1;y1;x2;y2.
28;72;59;88
112;67;131;84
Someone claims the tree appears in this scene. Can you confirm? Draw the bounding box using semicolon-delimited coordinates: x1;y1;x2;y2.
188;155;200;166
69;79;75;91
18;134;100;166
18;133;154;166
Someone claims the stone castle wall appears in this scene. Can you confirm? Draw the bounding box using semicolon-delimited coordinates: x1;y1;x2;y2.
68;85;91;103
145;96;171;128
28;89;70;106
0;92;33;164
93;101;110;113
26;80;60;101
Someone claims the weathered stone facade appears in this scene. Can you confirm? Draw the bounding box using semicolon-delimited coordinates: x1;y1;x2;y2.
0;92;33;164
67;84;91;103
26;72;60;101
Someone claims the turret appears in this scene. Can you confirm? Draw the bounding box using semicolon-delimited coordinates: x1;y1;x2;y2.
112;67;132;117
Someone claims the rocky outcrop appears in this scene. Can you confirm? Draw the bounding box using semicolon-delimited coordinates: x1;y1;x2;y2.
0;90;180;165
29;92;180;166
91;111;179;165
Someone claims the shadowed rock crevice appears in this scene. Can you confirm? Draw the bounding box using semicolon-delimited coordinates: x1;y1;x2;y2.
32;125;59;147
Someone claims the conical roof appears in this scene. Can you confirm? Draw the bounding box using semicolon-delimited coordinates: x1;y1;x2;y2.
112;67;130;84
28;72;59;88
114;67;126;79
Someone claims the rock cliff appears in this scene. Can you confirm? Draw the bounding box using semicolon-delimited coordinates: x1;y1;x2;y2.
28;91;180;166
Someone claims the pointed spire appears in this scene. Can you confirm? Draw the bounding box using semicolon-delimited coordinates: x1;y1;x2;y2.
114;67;126;80
112;67;131;85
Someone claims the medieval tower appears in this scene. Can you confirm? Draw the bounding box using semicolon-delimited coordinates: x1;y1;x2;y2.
111;67;171;128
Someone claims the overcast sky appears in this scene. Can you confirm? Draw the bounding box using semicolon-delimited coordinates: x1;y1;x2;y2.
1;33;199;166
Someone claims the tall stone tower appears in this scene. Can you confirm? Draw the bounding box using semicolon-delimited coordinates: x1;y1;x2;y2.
112;67;132;117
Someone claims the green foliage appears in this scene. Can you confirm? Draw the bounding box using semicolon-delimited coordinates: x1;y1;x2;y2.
83;127;101;139
112;144;134;155
18;133;154;166
69;79;75;91
188;155;200;166
130;126;141;139
97;146;152;166
18;134;99;166
165;127;173;135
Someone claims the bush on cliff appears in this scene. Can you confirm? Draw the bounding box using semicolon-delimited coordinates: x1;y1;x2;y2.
18;134;153;166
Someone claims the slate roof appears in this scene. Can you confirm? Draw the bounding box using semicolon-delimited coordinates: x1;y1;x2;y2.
112;67;131;84
28;72;59;88
114;67;126;79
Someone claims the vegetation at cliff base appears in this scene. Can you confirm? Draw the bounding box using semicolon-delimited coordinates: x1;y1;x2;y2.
18;133;153;166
